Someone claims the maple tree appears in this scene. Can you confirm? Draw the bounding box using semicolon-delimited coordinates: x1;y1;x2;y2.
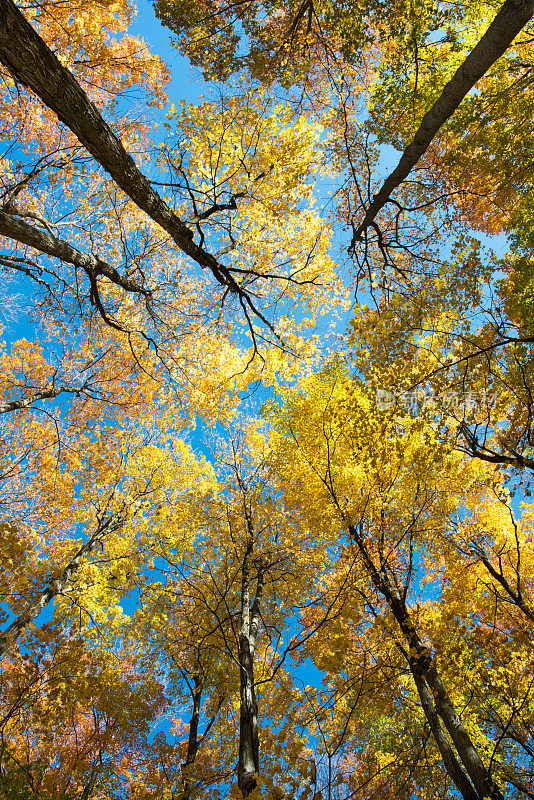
1;0;534;797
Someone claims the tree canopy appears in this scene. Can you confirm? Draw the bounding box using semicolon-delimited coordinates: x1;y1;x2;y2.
0;0;534;797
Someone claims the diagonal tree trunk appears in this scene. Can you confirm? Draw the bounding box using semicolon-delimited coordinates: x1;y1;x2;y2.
347;521;505;800
0;511;125;659
0;0;263;317
350;0;534;248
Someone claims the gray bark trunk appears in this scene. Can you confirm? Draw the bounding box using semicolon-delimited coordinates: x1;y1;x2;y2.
350;0;534;246
0;208;148;296
0;388;62;413
0;511;124;658
411;668;480;800
238;543;264;797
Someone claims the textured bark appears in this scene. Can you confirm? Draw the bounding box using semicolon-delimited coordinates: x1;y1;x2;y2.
411;669;480;800
478;552;534;622
347;523;505;800
186;677;202;767
237;543;264;797
0;208;148;296
350;0;534;246
459;424;534;472
0;511;124;659
0;0;243;298
178;674;225;799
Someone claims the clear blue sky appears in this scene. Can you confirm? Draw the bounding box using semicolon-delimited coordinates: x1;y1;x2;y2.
130;0;205;105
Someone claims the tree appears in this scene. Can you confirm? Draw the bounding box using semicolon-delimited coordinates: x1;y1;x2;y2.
264;365;531;798
3;0;534;797
130;435;341;799
0;331;214;796
0;0;340;366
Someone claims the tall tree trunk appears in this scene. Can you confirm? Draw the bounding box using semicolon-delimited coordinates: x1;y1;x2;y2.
410;668;480;800
237;543;265;797
0;0;256;309
350;0;534;248
179;675;202;800
0;511;125;659
177;669;226;800
347;522;505;800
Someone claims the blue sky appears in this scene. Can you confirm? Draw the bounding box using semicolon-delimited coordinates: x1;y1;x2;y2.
130;0;205;105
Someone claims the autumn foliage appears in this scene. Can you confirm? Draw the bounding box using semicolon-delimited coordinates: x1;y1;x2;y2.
0;0;534;797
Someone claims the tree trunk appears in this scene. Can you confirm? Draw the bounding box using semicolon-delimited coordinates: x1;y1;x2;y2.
0;387;62;413
178;675;202;800
350;0;534;247
0;511;125;659
0;208;148;297
410;668;480;800
348;523;505;800
0;0;245;300
237;543;264;797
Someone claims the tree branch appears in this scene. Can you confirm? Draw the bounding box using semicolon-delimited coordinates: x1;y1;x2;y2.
350;0;534;249
0;0;274;330
0;207;149;297
0;509;126;659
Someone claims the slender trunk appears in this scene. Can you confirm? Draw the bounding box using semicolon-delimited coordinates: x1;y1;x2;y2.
237;544;265;797
350;0;534;247
177;670;226;799
347;523;505;800
0;0;244;299
186;676;202;766
0;511;124;659
179;675;202;800
478;553;534;622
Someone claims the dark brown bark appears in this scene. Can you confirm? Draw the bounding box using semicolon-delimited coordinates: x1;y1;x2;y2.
185;676;202;767
410;668;480;800
350;0;534;248
347;523;505;800
177;675;202;800
176;670;225;799
482;557;534;620
0;0;254;306
0;511;125;659
458;423;534;473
